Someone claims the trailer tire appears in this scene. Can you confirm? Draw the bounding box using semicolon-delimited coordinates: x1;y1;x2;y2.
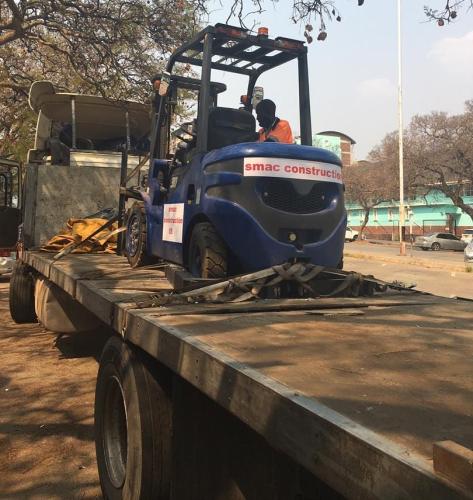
188;222;227;278
95;337;172;500
9;261;37;324
125;203;153;268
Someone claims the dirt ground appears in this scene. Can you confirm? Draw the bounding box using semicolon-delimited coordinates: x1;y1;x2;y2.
0;278;106;499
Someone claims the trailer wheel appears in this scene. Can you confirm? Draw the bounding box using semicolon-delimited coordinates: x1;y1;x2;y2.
9;261;37;324
125;203;152;268
95;336;172;500
188;222;227;278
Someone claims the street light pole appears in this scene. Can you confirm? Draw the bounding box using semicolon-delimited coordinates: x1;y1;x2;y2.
397;0;406;255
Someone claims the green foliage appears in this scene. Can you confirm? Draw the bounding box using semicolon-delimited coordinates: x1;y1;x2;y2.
368;100;473;221
0;0;471;162
0;0;202;161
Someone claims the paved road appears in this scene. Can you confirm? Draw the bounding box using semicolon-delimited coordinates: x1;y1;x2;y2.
344;243;473;299
346;240;467;265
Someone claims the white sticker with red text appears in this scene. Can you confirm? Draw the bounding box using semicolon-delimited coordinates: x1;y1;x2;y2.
163;203;184;243
243;157;342;184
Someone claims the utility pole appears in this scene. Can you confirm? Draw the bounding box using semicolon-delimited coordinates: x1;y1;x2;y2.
397;0;406;255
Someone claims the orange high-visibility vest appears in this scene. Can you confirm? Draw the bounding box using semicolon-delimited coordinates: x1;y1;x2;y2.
258;119;294;144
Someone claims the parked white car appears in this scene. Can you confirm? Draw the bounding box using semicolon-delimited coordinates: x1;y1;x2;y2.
461;228;473;243
414;232;467;252
345;227;359;242
465;240;473;263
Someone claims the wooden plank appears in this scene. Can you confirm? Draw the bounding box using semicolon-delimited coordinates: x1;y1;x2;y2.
25;251;52;279
25;250;170;330
25;251;168;297
22;250;473;499
75;279;155;329
152;304;473;463
165;264;216;291
74;280;115;325
25;252;80;295
434;441;473;492
125;310;472;500
137;294;439;317
48;260;85;296
78;267;167;281
92;278;172;292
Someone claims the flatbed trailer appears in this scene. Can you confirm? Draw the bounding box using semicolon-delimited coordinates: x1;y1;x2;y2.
19;250;473;499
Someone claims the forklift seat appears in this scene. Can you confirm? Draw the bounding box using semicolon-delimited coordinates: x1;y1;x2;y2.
207;107;257;151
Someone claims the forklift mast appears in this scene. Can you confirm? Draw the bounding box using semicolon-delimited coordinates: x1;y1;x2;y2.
153;24;312;157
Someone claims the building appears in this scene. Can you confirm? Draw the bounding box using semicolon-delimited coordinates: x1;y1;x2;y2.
346;185;473;240
317;131;356;167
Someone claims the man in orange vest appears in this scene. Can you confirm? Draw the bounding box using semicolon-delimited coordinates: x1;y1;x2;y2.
256;99;294;144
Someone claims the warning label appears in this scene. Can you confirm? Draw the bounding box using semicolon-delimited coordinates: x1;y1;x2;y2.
243;157;342;184
163;203;184;243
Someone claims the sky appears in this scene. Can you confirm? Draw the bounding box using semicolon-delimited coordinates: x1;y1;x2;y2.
203;0;473;159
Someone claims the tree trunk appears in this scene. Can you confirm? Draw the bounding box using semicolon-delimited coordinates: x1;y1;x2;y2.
359;207;370;238
438;174;473;221
448;193;473;221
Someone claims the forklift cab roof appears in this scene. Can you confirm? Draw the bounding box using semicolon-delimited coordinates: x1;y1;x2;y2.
167;23;306;77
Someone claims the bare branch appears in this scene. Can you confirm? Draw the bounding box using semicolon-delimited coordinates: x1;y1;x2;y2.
424;0;473;24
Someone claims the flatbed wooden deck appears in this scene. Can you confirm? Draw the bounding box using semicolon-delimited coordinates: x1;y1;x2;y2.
24;251;473;500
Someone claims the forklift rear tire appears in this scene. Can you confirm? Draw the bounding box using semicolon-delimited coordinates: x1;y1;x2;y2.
95;336;173;500
188;222;228;278
9;261;37;324
125;203;153;268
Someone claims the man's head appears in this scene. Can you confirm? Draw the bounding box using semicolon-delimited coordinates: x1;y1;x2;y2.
256;99;276;129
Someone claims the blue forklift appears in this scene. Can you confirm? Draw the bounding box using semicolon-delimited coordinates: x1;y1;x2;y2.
124;24;346;278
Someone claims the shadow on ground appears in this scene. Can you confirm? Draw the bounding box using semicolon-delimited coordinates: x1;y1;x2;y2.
0;281;105;499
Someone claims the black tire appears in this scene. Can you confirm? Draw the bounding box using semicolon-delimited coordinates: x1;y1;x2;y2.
188;222;227;278
125;203;152;268
431;242;441;251
95;336;173;500
421;247;428;251
9;261;37;324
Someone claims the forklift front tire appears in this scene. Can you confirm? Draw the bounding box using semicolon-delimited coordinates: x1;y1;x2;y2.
188;222;228;279
125;203;152;268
